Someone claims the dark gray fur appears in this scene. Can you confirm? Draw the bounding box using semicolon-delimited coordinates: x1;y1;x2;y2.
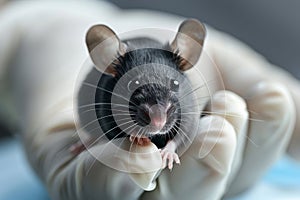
94;37;199;150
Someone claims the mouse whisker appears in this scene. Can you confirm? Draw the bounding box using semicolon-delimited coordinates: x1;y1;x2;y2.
101;112;134;119
176;121;192;132
171;125;187;146
180;112;202;115
85;122;138;175
83;82;138;107
107;122;138;156
71;116;134;177
84;116;132;136
178;118;192;124
177;80;218;102
86;120;137;149
173;123;192;144
181;111;264;122
134;127;144;140
80;107;132;115
188;95;211;102
174;101;207;111
201;111;265;122
176;96;210;108
175;80;224;108
60;102;132;114
183;112;259;147
127;127;143;157
78;102;131;110
74;116;132;141
175;77;231;107
128;127;145;170
102;117;133;126
78;113;133;128
71;117;106;137
88;118;133;137
175;81;220;110
177;103;205;111
179;112;202;119
116;125;140;157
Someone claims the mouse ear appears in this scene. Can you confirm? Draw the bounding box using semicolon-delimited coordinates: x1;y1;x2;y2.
170;19;206;71
86;25;126;76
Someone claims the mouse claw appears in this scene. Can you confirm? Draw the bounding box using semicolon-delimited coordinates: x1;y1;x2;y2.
129;135;151;146
129;135;135;143
160;148;180;170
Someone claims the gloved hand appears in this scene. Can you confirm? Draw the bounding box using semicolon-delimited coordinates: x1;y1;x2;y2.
1;1;299;200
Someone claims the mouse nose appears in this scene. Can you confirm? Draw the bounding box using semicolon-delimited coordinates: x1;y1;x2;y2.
149;104;167;131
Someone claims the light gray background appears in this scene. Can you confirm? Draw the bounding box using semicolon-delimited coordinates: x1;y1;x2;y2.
108;0;300;78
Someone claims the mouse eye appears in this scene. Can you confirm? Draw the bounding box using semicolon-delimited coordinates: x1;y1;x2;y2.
127;79;141;91
170;79;179;92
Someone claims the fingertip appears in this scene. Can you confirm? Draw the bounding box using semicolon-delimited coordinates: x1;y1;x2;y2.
162;162;166;169
175;156;180;164
168;165;173;171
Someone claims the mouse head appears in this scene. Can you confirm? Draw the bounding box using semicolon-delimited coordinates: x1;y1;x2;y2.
86;19;206;138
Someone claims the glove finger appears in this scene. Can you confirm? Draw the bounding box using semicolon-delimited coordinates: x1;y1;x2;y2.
225;81;296;197
25;119;150;200
203;91;249;192
141;90;248;200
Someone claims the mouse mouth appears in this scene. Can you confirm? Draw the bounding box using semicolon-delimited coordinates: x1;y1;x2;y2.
138;117;181;138
129;102;178;134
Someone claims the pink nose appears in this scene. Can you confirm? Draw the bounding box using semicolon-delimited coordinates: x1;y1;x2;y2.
151;117;166;130
149;104;167;131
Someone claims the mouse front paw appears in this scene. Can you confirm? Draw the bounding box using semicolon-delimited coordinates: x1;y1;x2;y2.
129;135;151;146
160;148;180;170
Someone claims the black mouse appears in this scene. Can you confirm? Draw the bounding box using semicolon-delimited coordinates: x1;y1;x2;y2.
78;19;206;170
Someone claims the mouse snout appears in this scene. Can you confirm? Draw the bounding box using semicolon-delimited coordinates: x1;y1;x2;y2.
149;104;167;131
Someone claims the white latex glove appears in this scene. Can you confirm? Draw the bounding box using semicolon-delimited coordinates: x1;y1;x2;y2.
0;1;299;200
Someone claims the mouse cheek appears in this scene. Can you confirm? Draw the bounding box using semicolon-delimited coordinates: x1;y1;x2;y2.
140;112;151;126
167;105;176;117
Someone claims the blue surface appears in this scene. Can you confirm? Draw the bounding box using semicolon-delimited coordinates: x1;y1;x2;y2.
230;157;300;200
0;139;49;200
264;156;300;187
0;138;299;200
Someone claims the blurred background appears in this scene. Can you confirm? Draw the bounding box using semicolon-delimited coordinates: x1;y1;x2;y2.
0;0;300;199
109;0;300;79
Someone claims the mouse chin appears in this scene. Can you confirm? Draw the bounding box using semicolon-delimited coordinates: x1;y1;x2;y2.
134;117;178;137
148;130;163;135
145;124;172;136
